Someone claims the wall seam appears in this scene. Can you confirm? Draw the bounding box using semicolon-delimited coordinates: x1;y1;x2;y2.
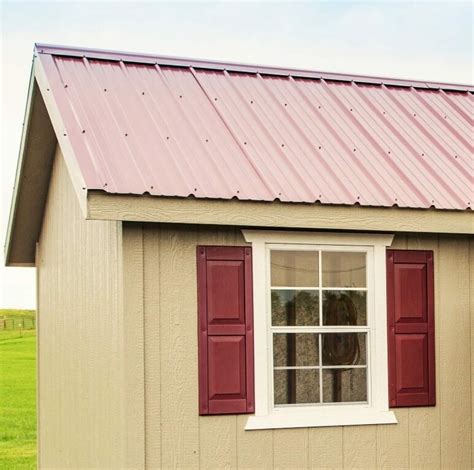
467;238;474;468
141;224;147;469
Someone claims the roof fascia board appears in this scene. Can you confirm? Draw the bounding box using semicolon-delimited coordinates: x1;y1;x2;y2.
35;44;474;93
86;192;474;235
4;58;37;264
34;52;88;216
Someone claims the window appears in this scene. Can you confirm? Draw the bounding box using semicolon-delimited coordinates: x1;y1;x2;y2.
243;231;397;430
271;248;368;407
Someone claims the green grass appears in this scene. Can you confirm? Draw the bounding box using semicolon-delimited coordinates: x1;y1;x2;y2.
0;311;36;469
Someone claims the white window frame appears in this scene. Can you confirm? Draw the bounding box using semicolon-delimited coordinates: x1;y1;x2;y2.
242;230;397;430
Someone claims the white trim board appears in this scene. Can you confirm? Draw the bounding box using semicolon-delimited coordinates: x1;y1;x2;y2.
243;229;397;430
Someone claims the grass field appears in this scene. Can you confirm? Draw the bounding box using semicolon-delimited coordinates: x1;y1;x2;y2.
0;310;36;469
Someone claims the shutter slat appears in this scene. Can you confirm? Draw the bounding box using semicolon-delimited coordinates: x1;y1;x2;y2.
198;245;254;415
387;250;435;407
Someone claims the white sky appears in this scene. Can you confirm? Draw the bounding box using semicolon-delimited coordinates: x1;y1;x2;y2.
1;0;473;309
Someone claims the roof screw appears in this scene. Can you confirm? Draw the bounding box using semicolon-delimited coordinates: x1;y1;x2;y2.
395;198;398;201
214;97;218;101
353;148;356;152
319;194;322;198
205;139;209;142
194;188;197;192
444;115;447;119
318;146;322;150
236;190;240;194
243;141;247;145
166;136;170;140
104;88;107;92
64;84;68;88
318;105;321;109
284;103;288;106
142;92;145;95
350;108;353;111
278;192;282;196
179;95;183;98
125;133;128;137
422;153;425;156
82;130;86;134
104;183;108;187
388;151;391;154
46;88;50;91
383;111;386;115
281;144;285;147
250;100;254;104
63;133;67;137
150;186;154;189
357;196;360;199
454;155;458;159
413;113;416;117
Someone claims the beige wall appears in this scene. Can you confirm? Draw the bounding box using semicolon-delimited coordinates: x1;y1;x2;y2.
37;147;128;468
133;223;473;469
37;146;473;468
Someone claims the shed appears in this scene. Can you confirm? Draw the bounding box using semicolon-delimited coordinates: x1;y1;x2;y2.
6;43;474;469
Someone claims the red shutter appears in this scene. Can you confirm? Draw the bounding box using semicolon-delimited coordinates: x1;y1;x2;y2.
387;250;435;407
197;246;254;415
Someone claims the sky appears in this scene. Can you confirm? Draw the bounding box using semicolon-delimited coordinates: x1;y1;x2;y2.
1;0;473;309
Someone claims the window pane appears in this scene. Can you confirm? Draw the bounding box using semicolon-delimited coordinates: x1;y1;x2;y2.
322;368;367;403
271;250;319;287
322;333;366;366
273;333;319;367
322;252;366;287
271;290;319;326
274;369;320;405
323;291;367;326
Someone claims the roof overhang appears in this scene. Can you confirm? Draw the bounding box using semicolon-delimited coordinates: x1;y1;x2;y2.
87;192;474;236
5;73;56;266
5;51;88;267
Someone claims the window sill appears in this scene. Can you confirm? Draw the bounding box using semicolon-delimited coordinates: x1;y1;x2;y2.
245;407;397;430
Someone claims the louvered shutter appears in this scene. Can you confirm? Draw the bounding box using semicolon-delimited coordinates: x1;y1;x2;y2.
197;246;254;415
387;250;435;407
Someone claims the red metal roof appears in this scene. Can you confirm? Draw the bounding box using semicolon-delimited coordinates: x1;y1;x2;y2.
36;44;473;210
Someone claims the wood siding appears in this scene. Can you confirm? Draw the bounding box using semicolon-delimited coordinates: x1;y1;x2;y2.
134;224;473;469
36;147;126;467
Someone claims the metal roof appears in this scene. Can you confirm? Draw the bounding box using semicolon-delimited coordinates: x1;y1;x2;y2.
35;43;473;210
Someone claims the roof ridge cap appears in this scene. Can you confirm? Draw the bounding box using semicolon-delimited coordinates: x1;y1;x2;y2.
34;43;474;92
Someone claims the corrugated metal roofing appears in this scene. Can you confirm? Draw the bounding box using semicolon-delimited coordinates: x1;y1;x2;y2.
36;44;473;210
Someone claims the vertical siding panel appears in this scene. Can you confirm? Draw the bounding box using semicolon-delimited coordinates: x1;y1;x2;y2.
438;236;471;468
376;410;409;468
343;425;376;468
38;147;123;467
273;429;308;469
308;426;343;469
470;237;474;469
198;228;239;469
200;416;237;469
122;224;145;468
143;225;162;468
406;235;441;468
159;227;200;468
236;416;273;469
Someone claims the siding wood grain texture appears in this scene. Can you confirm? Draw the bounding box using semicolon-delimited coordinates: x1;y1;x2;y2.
137;225;473;469
37;147;125;468
37;148;473;468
